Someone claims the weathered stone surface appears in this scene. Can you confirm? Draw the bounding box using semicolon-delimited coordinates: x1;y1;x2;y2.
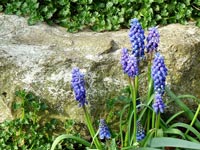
159;24;200;113
0;14;199;123
0;97;13;123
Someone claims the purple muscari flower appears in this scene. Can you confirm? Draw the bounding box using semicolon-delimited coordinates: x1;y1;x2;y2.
129;18;145;59
152;93;165;113
99;119;111;140
121;48;129;74
71;67;88;107
125;55;139;78
136;121;145;141
146;27;160;53
151;53;168;95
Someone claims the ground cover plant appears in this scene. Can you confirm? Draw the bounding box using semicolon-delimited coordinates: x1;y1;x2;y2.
51;18;200;149
0;90;85;150
0;0;199;32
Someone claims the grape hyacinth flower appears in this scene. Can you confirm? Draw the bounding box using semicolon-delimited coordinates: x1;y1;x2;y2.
71;67;88;107
151;53;168;95
129;18;145;59
152;93;165;114
121;48;129;74
99;119;111;140
146;27;160;53
125;55;139;78
136;121;145;141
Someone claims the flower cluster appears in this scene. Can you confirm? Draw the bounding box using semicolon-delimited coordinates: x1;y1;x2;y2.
151;53;168;113
152;93;165;114
136;121;145;141
146;27;160;53
99;119;111;140
129;18;145;59
126;55;139;78
71;67;88;107
121;48;129;74
121;49;139;78
151;53;168;95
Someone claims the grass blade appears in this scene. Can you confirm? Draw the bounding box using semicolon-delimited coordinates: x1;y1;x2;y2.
185;134;200;143
120;104;130;147
165;87;200;130
166;110;185;125
170;122;200;140
50;134;91;150
164;128;185;139
141;129;156;147
177;95;200;104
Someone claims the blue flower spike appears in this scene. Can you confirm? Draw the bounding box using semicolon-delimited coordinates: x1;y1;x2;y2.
99;119;111;140
152;93;165;114
125;55;139;78
136;121;145;141
151;53;168;95
121;48;129;74
151;53;168;113
146;27;160;53
129;18;145;59
71;67;88;107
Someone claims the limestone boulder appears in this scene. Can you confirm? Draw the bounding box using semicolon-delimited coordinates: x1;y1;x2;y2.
159;23;200;113
0;14;199;123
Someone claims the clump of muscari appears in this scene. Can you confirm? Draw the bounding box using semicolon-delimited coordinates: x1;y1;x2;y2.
67;18;168;149
51;18;200;150
120;18;168;144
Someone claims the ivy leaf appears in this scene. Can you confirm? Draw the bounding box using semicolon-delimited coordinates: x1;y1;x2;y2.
57;0;68;6
196;19;200;27
155;14;162;21
106;2;113;9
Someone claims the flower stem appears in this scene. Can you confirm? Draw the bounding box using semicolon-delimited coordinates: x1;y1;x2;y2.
155;113;160;136
147;73;154;133
151;112;155;130
124;77;133;146
131;76;138;144
146;53;154;132
83;106;102;149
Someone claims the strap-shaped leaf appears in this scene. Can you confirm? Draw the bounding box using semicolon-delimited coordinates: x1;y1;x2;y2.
149;137;200;149
50;134;91;150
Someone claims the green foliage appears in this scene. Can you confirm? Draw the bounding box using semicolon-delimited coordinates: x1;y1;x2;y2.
0;5;3;11
51;134;91;150
149;137;200;149
192;0;200;27
106;86;200;149
0;90;84;150
0;0;199;32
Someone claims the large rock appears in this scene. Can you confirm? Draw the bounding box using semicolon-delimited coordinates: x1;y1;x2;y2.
0;14;199;123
